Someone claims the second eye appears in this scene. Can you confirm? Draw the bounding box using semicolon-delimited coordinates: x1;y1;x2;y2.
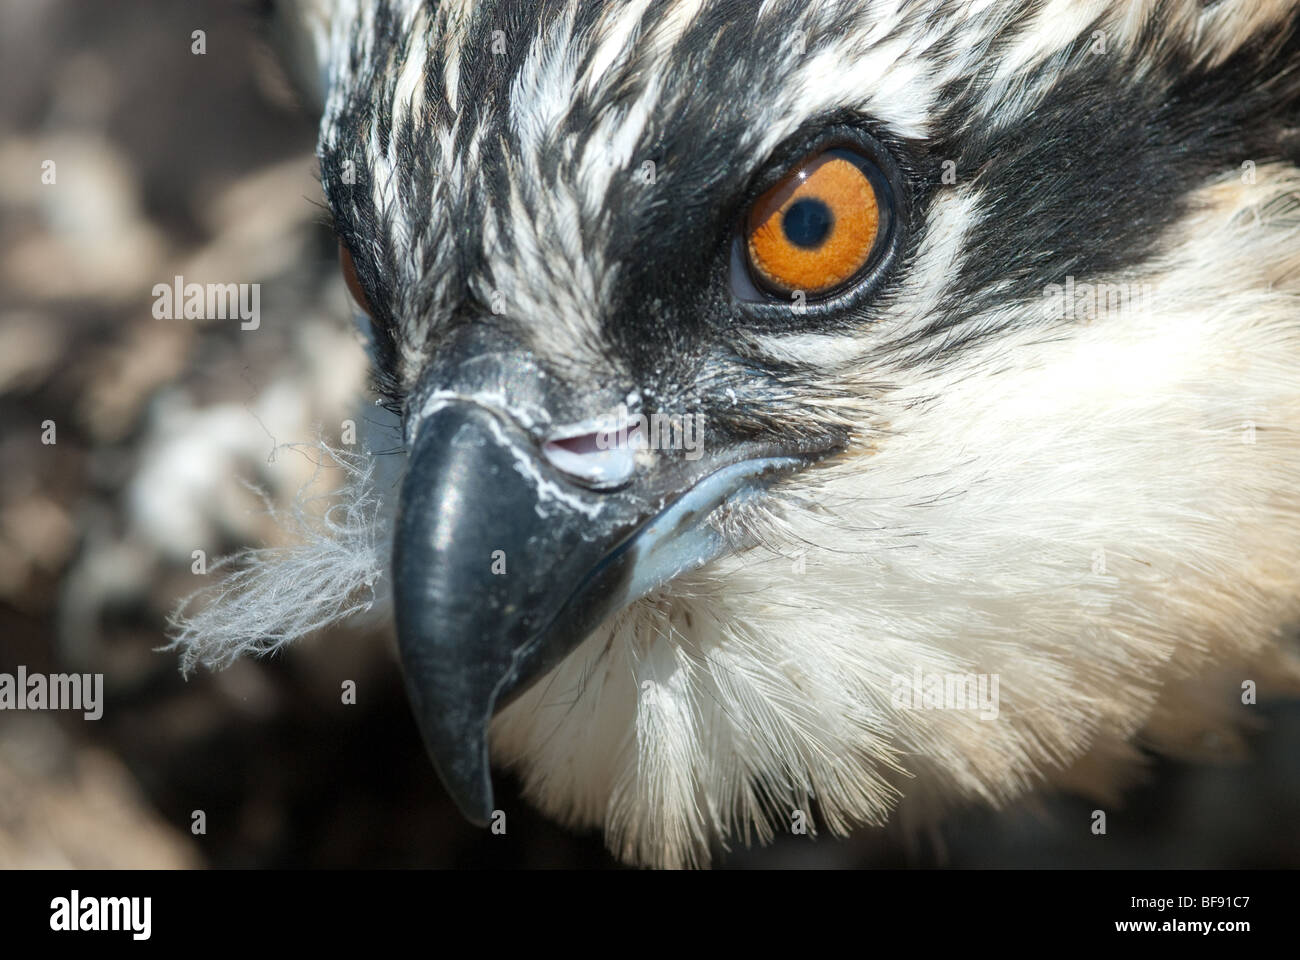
339;241;374;316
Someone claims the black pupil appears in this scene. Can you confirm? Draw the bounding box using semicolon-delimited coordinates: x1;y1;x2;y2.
781;198;834;249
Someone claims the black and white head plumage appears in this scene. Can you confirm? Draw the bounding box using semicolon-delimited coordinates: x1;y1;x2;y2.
177;0;1300;867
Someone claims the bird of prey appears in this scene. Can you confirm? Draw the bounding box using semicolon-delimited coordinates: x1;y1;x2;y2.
172;0;1300;867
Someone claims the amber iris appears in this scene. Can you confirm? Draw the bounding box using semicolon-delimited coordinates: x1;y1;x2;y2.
745;150;881;296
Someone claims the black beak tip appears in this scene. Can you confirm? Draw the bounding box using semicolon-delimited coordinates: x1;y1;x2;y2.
441;746;495;828
404;680;499;827
400;664;501;828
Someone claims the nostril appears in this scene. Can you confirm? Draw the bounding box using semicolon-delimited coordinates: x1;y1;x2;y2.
547;432;603;457
542;426;637;489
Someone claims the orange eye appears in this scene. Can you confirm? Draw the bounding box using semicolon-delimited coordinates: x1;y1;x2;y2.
743;148;887;298
339;241;373;315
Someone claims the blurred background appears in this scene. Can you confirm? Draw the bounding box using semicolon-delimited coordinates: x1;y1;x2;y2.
0;0;1297;869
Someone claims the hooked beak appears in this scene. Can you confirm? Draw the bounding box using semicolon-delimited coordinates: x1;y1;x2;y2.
392;357;817;824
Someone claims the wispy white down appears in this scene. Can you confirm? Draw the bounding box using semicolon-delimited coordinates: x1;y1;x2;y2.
165;442;389;673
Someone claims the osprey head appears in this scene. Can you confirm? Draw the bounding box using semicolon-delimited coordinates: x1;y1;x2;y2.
255;0;1300;866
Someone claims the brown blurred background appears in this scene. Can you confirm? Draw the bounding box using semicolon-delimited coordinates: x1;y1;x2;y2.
0;0;1297;869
